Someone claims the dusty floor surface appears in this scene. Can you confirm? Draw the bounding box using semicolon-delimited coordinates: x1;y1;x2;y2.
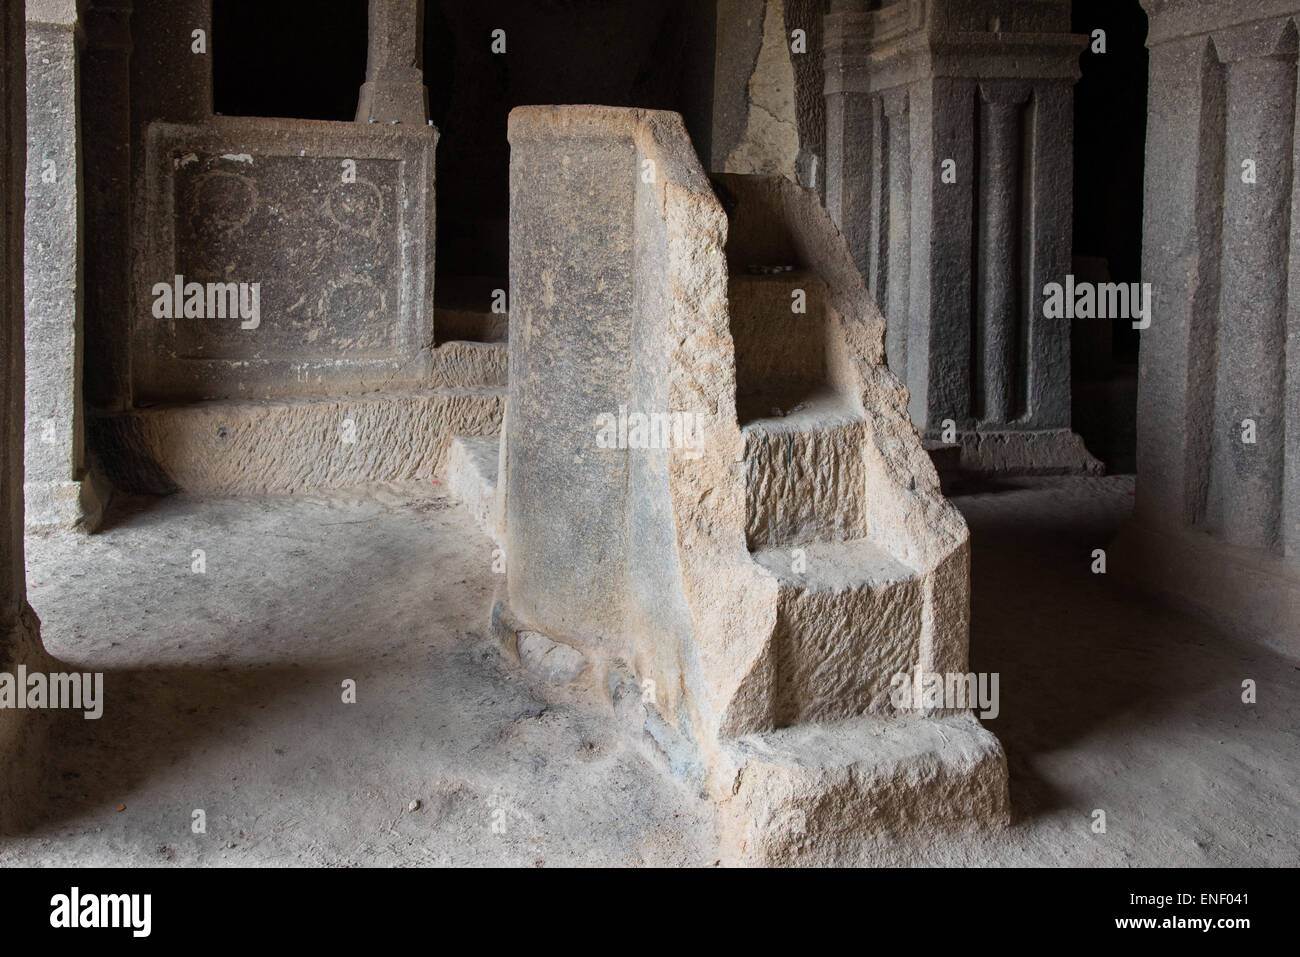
2;475;1296;866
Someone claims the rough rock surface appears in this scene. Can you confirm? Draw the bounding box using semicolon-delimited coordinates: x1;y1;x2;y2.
717;712;1010;865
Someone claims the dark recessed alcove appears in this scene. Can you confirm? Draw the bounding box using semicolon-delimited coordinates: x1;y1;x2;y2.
213;0;369;122
424;0;717;285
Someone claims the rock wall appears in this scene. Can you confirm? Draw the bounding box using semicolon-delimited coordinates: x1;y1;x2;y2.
713;0;825;191
1115;0;1300;657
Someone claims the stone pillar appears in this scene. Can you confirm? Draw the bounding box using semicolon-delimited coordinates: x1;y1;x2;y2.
356;0;428;126
823;0;1097;473
1115;0;1300;657
113;0;206;411
4;0;57;830
1208;26;1295;551
3;1;26;633
24;0;101;529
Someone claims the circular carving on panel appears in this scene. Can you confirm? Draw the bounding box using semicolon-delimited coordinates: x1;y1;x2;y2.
325;179;384;238
188;171;259;238
315;274;388;349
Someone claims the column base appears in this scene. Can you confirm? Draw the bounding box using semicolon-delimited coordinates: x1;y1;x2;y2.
1112;519;1300;659
23;471;110;533
926;428;1103;477
0;605;60;833
355;81;429;126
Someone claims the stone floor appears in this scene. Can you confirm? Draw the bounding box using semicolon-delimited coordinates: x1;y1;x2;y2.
2;475;1296;866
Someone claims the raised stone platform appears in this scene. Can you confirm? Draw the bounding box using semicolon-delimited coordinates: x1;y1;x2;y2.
92;387;503;496
934;427;1104;477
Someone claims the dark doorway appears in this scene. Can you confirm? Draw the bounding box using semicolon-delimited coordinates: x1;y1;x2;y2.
213;0;369;122
1071;1;1149;473
424;0;717;336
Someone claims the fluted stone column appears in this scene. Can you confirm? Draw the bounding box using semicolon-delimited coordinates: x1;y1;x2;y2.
356;0;427;126
975;85;1029;425
824;0;1096;473
1115;0;1300;656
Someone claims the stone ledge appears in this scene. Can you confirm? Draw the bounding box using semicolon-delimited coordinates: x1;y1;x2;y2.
1143;0;1300;48
928;427;1104;476
91;389;504;496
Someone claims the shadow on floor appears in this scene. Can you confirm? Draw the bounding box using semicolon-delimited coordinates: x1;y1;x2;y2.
955;478;1298;827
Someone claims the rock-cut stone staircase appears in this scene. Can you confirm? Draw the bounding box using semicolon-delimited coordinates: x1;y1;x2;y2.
730;268;923;725
443;109;1007;864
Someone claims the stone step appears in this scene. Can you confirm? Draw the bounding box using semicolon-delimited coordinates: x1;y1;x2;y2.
749;537;921;726
742;388;868;548
430;340;507;389
717;710;1009;864
443;434;501;541
751;536;917;591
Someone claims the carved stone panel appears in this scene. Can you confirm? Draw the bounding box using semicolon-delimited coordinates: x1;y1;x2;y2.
135;117;436;401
